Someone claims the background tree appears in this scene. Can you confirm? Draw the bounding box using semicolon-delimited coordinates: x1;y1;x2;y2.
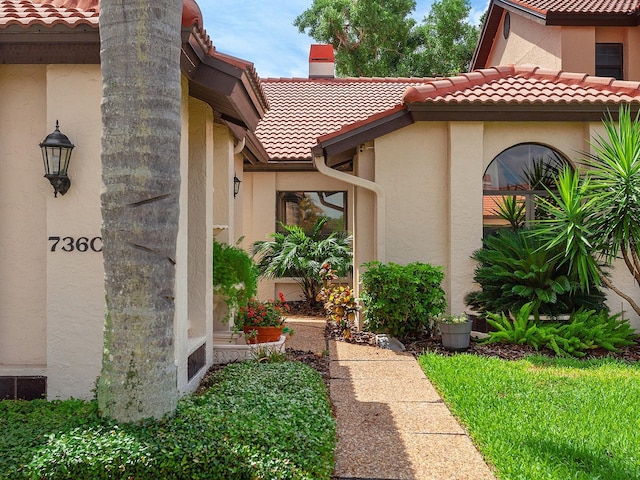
401;0;480;76
294;0;417;77
294;0;480;77
98;0;182;422
253;217;353;306
535;105;640;316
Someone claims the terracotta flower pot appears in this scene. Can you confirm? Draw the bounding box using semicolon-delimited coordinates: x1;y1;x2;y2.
243;326;284;344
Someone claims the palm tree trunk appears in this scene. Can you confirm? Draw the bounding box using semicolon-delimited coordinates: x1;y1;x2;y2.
97;0;182;422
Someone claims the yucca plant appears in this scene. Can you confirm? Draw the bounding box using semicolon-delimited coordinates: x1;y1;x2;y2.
493;195;525;230
252;217;352;306
534;105;640;316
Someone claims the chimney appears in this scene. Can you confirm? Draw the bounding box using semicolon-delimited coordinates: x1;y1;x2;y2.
309;44;335;79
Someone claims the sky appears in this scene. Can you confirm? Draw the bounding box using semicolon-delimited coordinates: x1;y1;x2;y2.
200;0;491;78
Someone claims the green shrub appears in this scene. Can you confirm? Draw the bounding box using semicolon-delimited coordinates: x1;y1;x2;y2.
360;261;446;339
465;228;607;318
213;239;258;316
485;303;638;357
1;362;335;480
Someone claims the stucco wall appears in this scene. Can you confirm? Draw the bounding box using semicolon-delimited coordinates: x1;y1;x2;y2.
561;27;596;74
487;11;561;69
0;65;48;370
375;123;449;268
371;119;640;329
1;65;224;399
624;28;640;80
375;122;479;315
44;65;103;400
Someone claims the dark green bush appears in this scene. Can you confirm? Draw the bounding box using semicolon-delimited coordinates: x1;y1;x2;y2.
485;303;637;357
465;228;607;318
0;362;335;480
360;261;446;339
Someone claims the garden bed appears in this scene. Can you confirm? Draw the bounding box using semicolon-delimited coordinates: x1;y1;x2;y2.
324;318;640;363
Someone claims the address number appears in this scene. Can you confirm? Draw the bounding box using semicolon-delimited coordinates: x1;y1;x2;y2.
48;236;102;253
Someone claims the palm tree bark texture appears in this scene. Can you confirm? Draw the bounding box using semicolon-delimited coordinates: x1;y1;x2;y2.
98;0;182;422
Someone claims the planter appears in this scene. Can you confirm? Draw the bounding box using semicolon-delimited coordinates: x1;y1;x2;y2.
438;320;473;351
242;326;284;344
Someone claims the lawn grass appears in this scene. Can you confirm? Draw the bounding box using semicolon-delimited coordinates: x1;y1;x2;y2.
419;353;640;480
0;361;335;480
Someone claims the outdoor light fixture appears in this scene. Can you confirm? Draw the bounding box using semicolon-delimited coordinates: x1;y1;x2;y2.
233;174;241;198
40;120;74;197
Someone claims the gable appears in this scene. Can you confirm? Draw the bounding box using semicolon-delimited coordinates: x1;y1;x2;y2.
472;0;640;70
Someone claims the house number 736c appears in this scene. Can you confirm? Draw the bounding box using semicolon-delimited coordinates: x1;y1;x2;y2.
48;236;103;253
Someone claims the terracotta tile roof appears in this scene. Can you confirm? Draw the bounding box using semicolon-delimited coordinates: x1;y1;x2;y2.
505;0;640;15
0;0;98;28
255;77;434;160
403;65;640;105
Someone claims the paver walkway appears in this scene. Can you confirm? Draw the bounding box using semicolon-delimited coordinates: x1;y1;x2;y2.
285;317;496;480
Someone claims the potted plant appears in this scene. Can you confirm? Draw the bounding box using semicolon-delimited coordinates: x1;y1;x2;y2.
436;313;473;351
235;293;292;344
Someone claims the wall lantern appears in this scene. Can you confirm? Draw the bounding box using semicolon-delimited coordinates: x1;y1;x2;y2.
40;120;74;197
233;174;241;198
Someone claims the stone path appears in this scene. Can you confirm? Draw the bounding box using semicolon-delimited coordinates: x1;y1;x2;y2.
285;317;496;480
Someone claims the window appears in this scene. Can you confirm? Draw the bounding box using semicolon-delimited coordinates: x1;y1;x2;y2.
596;43;623;80
483;144;571;236
277;191;346;236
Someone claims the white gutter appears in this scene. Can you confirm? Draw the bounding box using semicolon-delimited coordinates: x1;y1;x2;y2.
313;153;385;263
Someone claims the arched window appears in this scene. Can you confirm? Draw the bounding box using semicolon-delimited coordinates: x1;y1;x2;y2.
483;143;571;236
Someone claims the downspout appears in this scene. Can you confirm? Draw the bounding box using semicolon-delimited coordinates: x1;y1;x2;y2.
313;152;385;263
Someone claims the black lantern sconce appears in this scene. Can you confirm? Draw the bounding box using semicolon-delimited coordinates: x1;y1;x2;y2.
40;120;74;197
233;174;241;198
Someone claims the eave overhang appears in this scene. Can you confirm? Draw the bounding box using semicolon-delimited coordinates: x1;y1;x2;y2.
311;106;413;160
180;26;268;133
0;24;100;63
310;100;640;165
405;102;640;122
244;160;317;172
471;2;504;71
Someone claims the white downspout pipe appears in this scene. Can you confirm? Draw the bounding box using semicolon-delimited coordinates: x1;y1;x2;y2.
313;153;385;263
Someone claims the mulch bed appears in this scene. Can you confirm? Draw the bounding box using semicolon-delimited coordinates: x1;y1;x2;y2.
323;319;640;363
